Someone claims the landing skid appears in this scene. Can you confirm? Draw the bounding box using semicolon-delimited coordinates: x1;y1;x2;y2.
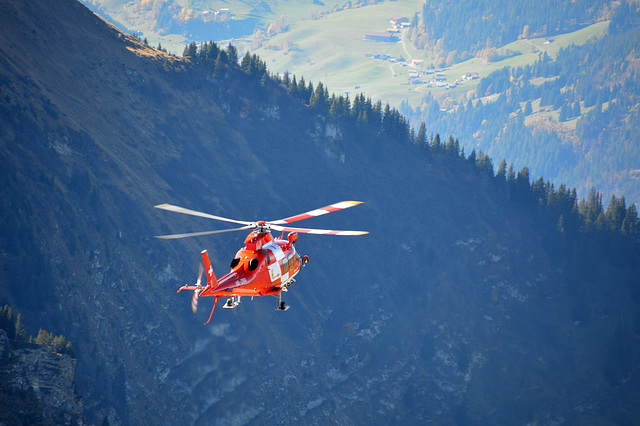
223;296;240;309
275;291;290;311
276;301;289;311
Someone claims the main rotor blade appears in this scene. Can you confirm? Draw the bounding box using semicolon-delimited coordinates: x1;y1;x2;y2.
155;226;254;240
155;204;252;226
270;224;368;236
270;201;364;225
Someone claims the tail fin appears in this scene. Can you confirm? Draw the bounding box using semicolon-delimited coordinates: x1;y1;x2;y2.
201;250;218;288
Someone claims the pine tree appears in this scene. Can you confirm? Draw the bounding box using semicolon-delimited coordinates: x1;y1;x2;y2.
381;103;393;133
226;43;238;66
14;313;26;341
0;305;14;339
34;328;52;346
183;41;197;58
64;341;75;357
605;195;626;232
581;187;603;226
621;204;639;235
431;133;442;151
52;335;67;353
496;159;507;182
212;50;227;79
467;148;476;163
297;77;307;102
309;82;327;111
241;51;252;72
559;103;569;121
289;75;298;96
416;122;427;146
573;101;581;117
507;164;516;183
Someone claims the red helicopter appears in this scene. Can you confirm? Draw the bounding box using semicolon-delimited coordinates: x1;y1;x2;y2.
155;201;367;324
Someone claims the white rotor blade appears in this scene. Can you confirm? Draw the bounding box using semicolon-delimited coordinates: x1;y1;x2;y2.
197;263;204;286
191;290;199;314
270;224;368;236
270;201;364;225
155;226;254;240
155;204;252;226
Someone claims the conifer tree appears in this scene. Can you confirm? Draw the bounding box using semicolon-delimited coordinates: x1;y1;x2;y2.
212;51;227;79
356;110;368;128
297;77;307;102
183;41;197;57
621;204;639;235
241;51;252;72
507;164;516;183
14;313;26;341
573;101;581;117
289;75;298;96
467;148;476;163
309;82;327;111
496;159;507;182
416;122;427;146
431;133;442;151
605;195;626;232
559;103;569;121
0;305;13;339
226;44;238;66
34;328;52;346
381;103;393;133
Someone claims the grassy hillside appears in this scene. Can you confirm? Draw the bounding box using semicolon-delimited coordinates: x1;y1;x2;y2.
82;0;346;52
248;16;608;106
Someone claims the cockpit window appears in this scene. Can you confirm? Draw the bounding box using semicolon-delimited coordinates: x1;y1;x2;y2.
230;258;240;269
248;257;259;272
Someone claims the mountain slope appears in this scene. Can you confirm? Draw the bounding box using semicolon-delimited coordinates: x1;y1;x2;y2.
1;0;640;424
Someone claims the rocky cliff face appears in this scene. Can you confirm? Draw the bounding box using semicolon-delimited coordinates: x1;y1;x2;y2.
0;330;82;424
1;0;640;425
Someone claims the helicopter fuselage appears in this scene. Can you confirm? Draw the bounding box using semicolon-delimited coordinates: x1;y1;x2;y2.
200;231;303;298
161;200;366;324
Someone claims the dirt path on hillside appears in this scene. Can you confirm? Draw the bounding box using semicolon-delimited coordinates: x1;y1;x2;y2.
401;28;412;62
389;29;413;78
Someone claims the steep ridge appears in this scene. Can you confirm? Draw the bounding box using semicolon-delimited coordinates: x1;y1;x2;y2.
1;0;639;424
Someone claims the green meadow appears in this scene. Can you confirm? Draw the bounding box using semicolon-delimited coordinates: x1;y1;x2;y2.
241;7;609;106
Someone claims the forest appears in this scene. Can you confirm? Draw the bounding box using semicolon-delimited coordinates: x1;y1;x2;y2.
179;38;640;250
409;0;611;59
401;2;640;205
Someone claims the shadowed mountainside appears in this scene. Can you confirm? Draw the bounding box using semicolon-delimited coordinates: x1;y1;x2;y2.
1;0;640;424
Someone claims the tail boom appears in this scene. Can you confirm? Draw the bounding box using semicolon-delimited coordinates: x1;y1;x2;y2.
201;249;218;288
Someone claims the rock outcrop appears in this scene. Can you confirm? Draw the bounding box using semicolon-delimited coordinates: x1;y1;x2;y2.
0;329;83;424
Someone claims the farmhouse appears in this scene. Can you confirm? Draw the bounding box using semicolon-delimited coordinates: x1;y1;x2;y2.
390;16;410;26
365;32;397;42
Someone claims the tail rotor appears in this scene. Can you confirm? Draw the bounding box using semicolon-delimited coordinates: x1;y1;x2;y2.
191;263;204;314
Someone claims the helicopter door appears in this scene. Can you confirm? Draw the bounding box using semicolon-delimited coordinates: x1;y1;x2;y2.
268;262;281;282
